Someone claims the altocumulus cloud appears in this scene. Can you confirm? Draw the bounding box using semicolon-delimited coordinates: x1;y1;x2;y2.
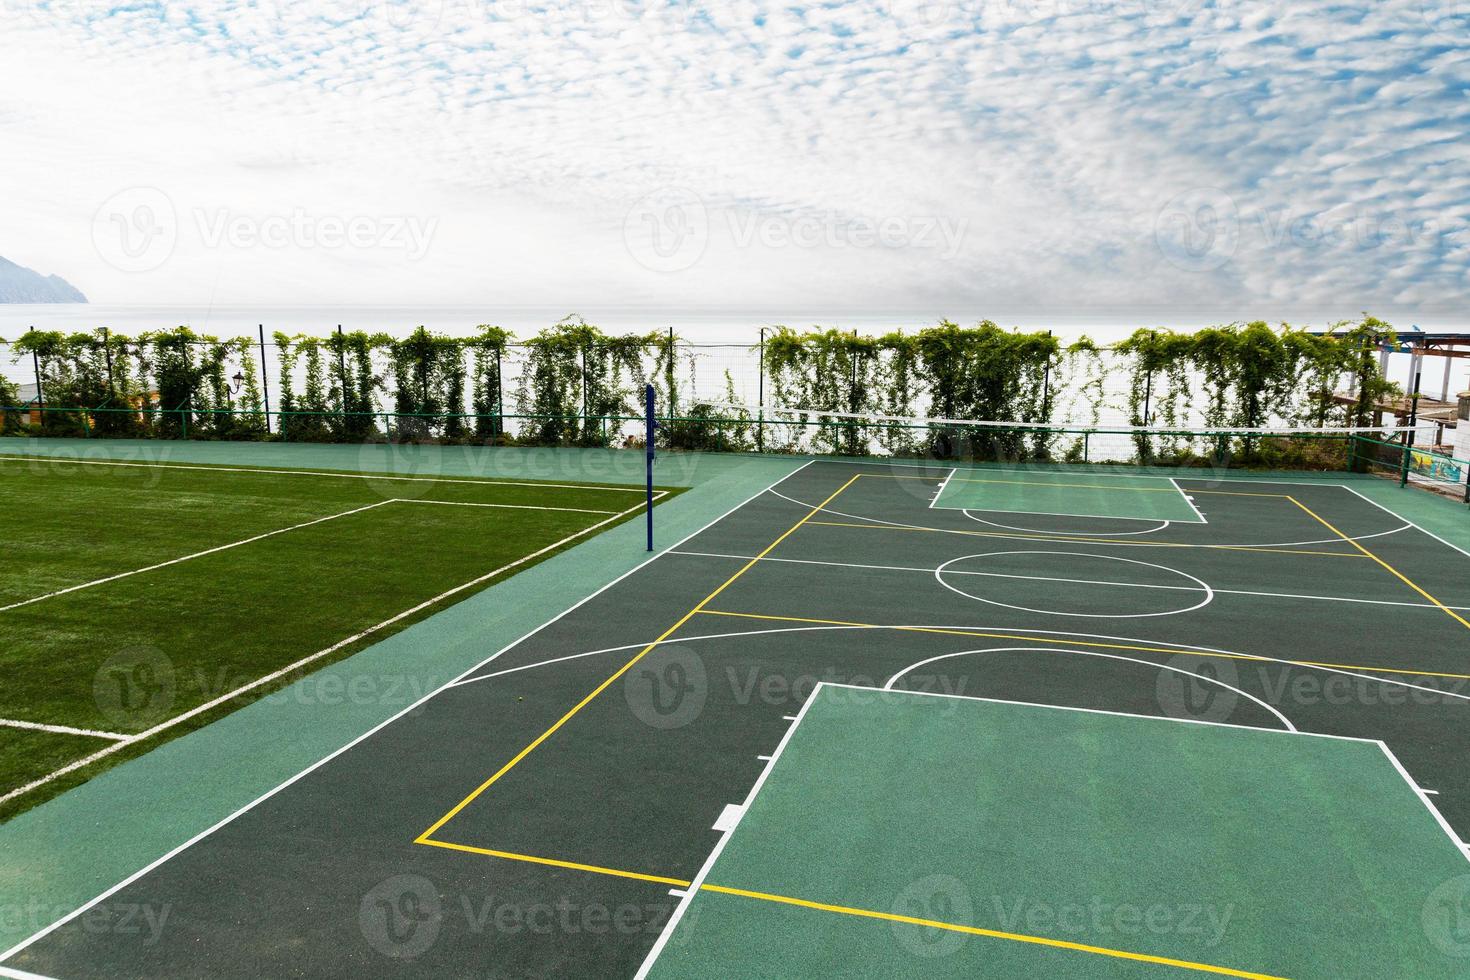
0;0;1466;314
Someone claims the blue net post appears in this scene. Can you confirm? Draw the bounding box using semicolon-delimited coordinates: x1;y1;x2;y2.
645;383;656;551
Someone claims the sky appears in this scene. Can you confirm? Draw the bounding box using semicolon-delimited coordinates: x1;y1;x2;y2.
1;0;1468;322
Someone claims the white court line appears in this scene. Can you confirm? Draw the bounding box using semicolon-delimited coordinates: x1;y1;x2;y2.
931;551;1215;620
0;460;817;965
0;719;129;741
925;467;957;511
767;486;1413;552
823;680;1470;858
0;500;395;614
931;502;1201;524
0;453;650;493
1341;485;1470;562
0;964;61;980
1171;477;1210;524
632;669;824;980
962;511;1171;537
1376;741;1470;853
391;498;623;515
442;621;1470;708
0;496;653;810
883;647;1295;731
667;550;1470;612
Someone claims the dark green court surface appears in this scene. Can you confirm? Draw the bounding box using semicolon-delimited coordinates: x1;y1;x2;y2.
646;684;1468;979
932;469;1206;523
5;459;1470;979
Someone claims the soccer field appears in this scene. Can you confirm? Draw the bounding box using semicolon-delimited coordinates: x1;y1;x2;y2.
0;453;669;819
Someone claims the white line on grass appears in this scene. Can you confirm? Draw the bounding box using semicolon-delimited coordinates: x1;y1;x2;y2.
0;454;650;493
391;498;621;515
0;496;654;810
0;719;129;741
0;460;816;965
0;500;395;614
667;550;1470;611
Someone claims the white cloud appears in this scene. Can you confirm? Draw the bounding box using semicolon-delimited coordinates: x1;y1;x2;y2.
0;0;1466;320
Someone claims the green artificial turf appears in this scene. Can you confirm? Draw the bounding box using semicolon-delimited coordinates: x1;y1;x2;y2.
0;455;674;818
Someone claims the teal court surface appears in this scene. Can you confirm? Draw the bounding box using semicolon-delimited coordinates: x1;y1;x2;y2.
931;468;1207;523
647;685;1467;979
5;457;1470;979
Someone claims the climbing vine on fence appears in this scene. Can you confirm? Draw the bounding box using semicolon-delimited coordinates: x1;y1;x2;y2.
1;315;1396;465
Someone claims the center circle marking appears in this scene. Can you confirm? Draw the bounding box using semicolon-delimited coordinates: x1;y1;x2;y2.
934;551;1215;619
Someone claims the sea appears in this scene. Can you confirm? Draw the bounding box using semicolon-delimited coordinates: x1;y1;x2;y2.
3;304;1466;409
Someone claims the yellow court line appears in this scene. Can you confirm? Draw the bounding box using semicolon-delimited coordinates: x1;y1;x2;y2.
701;884;1288;980
1285;496;1470;633
418;838;691;887
408;842;1283;977
414;474;865;844
693;609;1470;682
802;520;1364;559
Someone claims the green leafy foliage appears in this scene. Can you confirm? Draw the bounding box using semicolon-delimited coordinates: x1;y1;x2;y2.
1;316;1396;467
